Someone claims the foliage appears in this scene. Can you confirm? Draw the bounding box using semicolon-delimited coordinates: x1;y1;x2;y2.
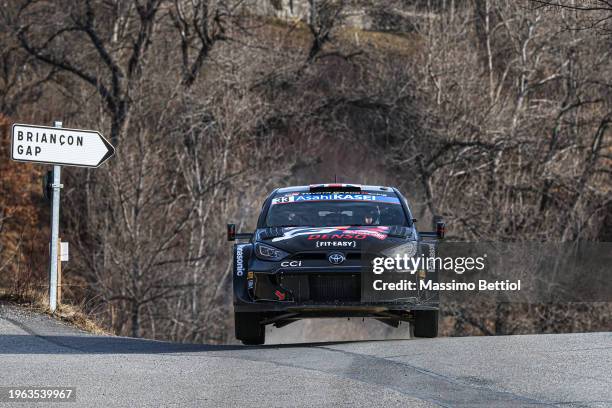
0;1;609;341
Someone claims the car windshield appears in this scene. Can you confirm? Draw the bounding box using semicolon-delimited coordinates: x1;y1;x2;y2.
265;191;408;227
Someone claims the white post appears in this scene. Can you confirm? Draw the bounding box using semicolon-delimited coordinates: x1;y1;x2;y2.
49;121;63;313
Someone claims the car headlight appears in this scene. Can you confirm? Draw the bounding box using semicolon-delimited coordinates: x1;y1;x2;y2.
382;241;418;259
254;243;289;261
381;241;419;273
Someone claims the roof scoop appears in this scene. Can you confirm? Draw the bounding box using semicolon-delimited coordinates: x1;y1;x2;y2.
309;183;361;192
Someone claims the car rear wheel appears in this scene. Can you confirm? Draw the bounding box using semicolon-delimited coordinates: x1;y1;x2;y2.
413;310;438;338
235;312;265;345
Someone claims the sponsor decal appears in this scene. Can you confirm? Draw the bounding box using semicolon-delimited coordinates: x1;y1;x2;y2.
315;241;356;248
328;252;346;265
309;234;366;240
247;270;254;290
271;193;400;205
235;244;247;276
272;226;389;242
280;260;303;267
274;290;286;301
426;243;436;272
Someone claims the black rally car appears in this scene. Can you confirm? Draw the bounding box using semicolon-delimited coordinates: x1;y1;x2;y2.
228;184;445;345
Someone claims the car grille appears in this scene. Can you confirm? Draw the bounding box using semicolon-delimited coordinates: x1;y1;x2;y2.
309;274;361;302
290;252;363;261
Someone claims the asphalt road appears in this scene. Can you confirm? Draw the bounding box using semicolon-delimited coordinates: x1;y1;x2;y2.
0;303;610;408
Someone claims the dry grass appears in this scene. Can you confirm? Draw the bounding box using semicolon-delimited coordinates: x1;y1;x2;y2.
252;15;423;57
338;28;423;56
0;287;110;335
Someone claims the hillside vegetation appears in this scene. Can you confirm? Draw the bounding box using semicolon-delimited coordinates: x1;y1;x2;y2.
0;1;610;342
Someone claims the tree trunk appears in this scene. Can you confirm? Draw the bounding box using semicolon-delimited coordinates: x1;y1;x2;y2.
131;301;140;338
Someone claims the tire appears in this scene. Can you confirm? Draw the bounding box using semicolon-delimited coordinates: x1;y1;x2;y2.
235;312;265;345
413;310;438;338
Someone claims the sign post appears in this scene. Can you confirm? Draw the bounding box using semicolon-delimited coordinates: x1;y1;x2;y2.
57;239;62;306
57;240;68;305
48;121;62;312
10;121;114;313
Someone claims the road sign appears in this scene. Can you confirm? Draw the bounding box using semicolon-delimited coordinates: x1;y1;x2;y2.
9;121;115;313
48;241;69;261
11;123;115;168
60;242;69;262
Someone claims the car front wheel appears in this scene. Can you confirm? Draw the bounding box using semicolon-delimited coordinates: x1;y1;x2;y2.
412;310;438;338
235;312;265;345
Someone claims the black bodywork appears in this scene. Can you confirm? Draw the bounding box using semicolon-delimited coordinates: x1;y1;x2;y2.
229;184;443;344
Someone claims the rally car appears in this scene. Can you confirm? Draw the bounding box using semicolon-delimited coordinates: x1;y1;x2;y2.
228;184;445;345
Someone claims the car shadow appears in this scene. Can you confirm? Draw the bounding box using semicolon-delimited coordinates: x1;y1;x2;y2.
0;334;396;354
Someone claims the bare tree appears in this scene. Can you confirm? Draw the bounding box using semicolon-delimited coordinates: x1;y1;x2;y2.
169;0;232;86
530;0;612;35
7;0;163;144
1;0;609;342
306;0;346;61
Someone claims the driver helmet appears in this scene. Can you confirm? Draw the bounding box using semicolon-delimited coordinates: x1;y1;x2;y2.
363;207;380;225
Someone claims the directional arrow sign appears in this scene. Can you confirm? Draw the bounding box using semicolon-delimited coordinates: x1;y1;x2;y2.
11;123;115;168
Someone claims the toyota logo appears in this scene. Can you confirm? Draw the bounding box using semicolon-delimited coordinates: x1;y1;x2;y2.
328;252;346;265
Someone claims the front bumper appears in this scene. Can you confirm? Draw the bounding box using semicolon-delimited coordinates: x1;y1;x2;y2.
234;264;439;314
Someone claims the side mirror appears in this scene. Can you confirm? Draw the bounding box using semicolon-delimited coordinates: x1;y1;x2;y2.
227;224;236;241
412;218;417;223
227;223;253;241
432;215;445;239
419;216;446;240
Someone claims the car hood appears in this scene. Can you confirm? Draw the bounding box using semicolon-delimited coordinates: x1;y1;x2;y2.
256;226;412;253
